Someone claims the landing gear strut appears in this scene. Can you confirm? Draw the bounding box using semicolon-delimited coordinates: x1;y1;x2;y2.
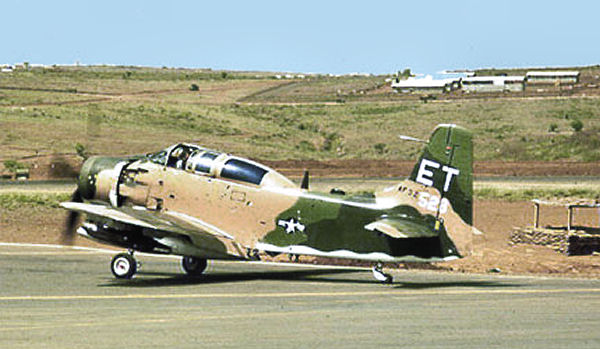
372;262;393;284
181;256;208;276
111;252;137;279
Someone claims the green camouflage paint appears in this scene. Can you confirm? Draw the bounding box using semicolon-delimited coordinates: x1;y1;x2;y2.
262;194;459;259
261;124;472;260
409;125;473;225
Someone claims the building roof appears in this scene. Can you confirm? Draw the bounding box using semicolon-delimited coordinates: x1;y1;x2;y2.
526;71;580;77
462;76;525;84
391;76;457;88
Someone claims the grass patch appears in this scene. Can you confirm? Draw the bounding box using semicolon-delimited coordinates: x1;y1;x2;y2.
0;193;71;210
242;76;386;103
498;128;600;161
475;187;600;201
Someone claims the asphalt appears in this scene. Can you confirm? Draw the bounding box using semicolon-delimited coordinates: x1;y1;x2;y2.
1;244;599;348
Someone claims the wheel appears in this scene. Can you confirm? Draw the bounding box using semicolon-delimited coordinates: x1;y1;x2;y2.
181;256;207;276
111;253;137;279
372;263;393;284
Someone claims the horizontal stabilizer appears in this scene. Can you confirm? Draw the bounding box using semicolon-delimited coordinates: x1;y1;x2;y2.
364;218;438;239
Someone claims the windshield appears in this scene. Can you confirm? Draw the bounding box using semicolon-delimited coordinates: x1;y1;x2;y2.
148;150;167;165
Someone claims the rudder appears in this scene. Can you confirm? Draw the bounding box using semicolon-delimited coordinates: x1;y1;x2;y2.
408;124;473;226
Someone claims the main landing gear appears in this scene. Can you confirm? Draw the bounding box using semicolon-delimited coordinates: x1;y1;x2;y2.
180;256;208;276
111;251;138;279
372;262;393;284
110;252;208;279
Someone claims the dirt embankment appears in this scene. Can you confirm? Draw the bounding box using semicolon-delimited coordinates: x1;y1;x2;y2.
449;200;600;276
5;154;600;180
263;160;600;178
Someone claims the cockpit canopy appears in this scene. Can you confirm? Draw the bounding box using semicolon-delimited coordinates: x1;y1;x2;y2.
147;144;294;188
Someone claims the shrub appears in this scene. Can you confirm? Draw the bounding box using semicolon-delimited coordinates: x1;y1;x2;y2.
3;160;27;173
570;119;583;132
296;140;316;152
398;68;412;78
548;123;558;132
374;143;387;155
322;132;343;152
189;83;199;91
75;143;89;160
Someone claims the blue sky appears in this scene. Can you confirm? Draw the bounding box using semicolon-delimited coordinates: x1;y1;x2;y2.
2;0;599;75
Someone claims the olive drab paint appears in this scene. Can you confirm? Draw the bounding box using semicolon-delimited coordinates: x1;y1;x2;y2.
409;124;473;226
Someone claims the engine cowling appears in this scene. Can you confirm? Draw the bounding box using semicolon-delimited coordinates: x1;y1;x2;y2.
78;156;133;203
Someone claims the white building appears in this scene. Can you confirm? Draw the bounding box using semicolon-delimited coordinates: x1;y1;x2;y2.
391;76;459;94
526;71;579;84
461;76;525;93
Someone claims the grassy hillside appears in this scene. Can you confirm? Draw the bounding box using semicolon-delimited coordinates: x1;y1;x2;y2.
1;65;599;164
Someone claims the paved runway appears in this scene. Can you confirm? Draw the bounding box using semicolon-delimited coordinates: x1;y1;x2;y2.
1;244;599;348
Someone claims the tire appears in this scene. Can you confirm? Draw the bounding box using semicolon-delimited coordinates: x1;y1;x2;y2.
181;256;207;276
111;253;137;279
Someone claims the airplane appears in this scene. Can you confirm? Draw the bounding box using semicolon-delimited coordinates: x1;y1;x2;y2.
60;124;474;283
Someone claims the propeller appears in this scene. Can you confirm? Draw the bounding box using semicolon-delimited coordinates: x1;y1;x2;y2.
61;188;83;245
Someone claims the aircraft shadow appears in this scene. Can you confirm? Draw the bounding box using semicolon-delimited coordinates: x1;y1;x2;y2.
392;280;520;289
99;268;521;289
99;268;363;288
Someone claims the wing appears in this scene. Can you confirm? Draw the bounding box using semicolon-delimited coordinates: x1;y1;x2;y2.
61;202;234;239
364;217;438;239
60;202;245;259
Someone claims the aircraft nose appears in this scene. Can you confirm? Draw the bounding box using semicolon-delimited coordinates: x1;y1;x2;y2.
77;156;128;200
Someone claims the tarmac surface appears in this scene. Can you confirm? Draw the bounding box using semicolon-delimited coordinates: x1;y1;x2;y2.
1;244;599;348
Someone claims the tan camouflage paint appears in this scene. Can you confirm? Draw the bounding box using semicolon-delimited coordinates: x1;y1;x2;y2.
117;158;299;257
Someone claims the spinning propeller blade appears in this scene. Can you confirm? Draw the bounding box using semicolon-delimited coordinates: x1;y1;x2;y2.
62;188;82;245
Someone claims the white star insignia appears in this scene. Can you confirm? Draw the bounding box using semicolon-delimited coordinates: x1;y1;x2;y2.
277;218;306;234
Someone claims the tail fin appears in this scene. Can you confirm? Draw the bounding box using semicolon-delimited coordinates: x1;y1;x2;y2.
409;124;473;226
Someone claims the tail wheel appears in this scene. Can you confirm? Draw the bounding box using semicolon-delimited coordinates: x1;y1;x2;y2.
372;262;393;284
111;253;137;279
181;256;207;276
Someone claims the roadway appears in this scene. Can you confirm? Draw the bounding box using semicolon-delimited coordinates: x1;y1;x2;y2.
1;244;599;348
